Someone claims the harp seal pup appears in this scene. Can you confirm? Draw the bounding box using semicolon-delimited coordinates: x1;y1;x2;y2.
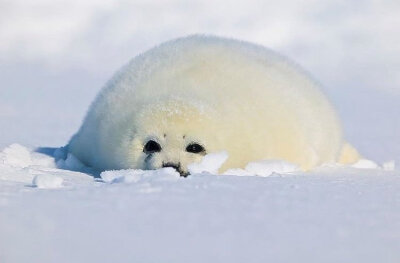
68;35;359;176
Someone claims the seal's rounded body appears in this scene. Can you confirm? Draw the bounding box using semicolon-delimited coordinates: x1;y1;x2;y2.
68;35;358;174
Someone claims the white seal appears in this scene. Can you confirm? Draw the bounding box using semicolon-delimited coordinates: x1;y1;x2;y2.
68;35;359;176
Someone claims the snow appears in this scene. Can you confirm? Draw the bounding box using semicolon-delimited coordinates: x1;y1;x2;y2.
187;151;229;174
56;153;86;170
0;144;94;187
222;160;300;177
352;159;380;169
1;1;400;262
244;160;300;177
100;167;180;184
187;152;300;177
1;145;400;263
350;159;397;171
1;144;32;168
32;174;63;189
104;153;300;182
383;160;396;171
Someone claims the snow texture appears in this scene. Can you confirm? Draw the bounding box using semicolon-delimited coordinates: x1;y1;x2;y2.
244;160;300;176
32;174;63;189
187;151;229;174
352;159;379;169
100;167;180;184
223;160;300;177
1;144;399;263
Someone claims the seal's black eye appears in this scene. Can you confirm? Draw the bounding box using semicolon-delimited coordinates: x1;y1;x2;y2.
186;143;205;154
144;140;161;154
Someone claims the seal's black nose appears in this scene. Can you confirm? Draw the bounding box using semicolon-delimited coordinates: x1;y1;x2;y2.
162;162;188;177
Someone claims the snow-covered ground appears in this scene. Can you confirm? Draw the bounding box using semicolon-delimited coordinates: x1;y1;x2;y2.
1;1;400;262
0;144;399;263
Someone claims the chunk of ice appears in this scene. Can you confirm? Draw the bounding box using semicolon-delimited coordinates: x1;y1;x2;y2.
352;159;379;169
382;160;395;171
222;168;253;176
187;151;228;175
245;160;300;177
1;144;32;168
101;167;180;184
56;153;87;171
32;174;63;189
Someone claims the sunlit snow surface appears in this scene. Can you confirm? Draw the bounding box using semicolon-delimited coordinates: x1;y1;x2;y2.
0;144;399;263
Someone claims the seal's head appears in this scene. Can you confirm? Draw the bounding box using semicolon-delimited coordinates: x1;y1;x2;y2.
126;99;221;176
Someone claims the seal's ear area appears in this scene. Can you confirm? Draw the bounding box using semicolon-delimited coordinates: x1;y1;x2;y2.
143;140;162;154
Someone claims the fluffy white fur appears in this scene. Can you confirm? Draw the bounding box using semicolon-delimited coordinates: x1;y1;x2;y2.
68;35;359;174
